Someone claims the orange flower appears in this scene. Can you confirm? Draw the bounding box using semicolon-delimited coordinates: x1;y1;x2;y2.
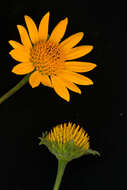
9;12;96;101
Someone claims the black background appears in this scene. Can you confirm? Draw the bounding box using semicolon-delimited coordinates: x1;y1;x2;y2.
0;1;123;190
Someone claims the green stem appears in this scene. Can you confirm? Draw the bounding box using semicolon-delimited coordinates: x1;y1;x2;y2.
53;159;68;190
0;74;30;104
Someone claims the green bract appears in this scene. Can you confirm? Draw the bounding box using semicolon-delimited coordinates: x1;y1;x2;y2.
39;132;100;162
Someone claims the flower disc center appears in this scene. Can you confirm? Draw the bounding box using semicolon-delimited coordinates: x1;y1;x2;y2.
30;40;65;75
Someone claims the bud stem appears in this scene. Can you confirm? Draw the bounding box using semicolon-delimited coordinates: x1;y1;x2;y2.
0;74;30;104
53;159;68;190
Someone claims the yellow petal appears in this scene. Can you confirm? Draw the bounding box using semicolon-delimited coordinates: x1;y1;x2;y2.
51;75;70;102
60;32;84;50
9;47;30;62
49;18;68;43
8;40;23;49
66;45;93;60
40;75;52;87
39;12;50;41
24;15;39;44
61;78;81;94
58;71;93;85
12;62;34;75
65;61;97;72
29;71;41;88
17;25;32;48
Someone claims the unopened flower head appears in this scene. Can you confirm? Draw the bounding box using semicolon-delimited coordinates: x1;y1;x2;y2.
9;12;96;102
39;123;100;161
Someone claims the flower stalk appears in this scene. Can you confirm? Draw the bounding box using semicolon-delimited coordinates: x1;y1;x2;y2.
0;74;30;104
53;159;68;190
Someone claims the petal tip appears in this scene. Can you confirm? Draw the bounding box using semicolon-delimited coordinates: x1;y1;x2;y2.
30;83;38;88
66;91;70;102
8;40;12;45
11;67;15;73
45;11;50;20
78;89;82;94
90;81;94;85
78;32;84;41
85;45;94;55
66;96;70;102
11;67;17;74
9;50;12;55
24;15;30;22
62;17;68;25
24;15;29;19
65;17;68;23
93;64;97;69
90;63;97;70
16;25;21;30
46;11;50;16
90;45;94;51
80;32;84;37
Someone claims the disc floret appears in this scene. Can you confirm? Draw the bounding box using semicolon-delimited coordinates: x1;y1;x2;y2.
30;40;65;75
39;123;100;161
